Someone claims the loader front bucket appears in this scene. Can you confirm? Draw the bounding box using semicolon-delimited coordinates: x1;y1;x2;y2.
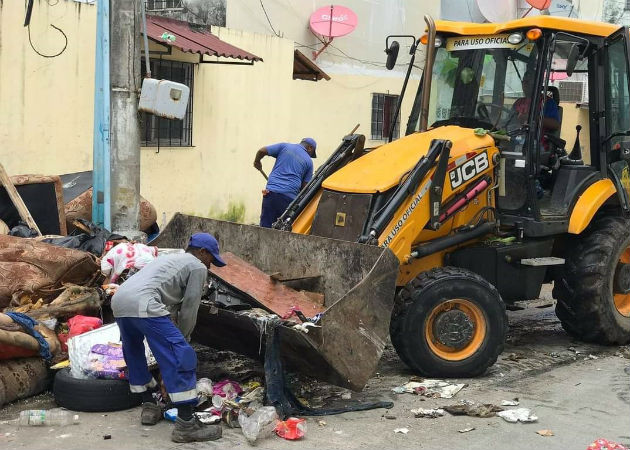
153;213;399;391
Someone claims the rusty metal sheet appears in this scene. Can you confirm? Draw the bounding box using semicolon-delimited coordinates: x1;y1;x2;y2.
155;214;400;390
211;253;324;320
146;15;262;62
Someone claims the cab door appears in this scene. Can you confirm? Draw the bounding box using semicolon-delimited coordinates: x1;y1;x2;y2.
603;27;630;211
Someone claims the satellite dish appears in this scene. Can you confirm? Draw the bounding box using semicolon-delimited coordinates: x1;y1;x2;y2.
309;5;358;60
526;0;552;9
476;0;517;23
310;5;358;38
441;0;486;22
525;0;577;18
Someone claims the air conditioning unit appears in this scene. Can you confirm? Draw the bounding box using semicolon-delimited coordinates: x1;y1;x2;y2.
556;79;588;104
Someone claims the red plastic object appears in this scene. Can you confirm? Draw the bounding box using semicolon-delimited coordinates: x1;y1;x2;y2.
275;417;307;440
587;439;629;450
67;315;103;339
57;333;69;353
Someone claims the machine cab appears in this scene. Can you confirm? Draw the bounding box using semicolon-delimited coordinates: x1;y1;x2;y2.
405;18;630;238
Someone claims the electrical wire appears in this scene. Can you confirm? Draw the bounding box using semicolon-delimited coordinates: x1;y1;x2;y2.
28;24;68;58
260;0;281;37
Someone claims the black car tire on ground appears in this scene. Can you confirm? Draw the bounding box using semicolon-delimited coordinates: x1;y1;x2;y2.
390;267;508;377
554;215;630;344
53;368;142;412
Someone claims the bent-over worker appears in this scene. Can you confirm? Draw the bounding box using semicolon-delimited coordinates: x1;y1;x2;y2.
254;138;316;228
111;233;226;443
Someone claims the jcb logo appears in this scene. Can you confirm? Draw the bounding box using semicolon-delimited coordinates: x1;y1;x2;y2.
449;151;489;189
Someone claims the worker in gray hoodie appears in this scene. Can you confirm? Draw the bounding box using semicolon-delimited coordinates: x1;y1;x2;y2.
112;232;225;443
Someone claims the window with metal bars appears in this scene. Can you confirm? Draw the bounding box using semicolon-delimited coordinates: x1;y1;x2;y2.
626;0;630;11
371;93;400;140
141;58;194;147
145;0;183;11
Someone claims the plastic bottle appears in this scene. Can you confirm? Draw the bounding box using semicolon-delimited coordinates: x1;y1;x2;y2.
238;406;279;444
18;409;80;426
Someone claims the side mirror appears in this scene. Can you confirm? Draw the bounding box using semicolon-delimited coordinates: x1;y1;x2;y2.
385;41;400;71
566;43;581;77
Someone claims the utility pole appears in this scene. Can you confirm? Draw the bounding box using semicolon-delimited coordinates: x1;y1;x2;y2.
109;0;142;238
92;0;110;230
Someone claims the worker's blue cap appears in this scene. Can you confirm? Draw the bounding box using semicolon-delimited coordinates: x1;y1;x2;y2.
188;233;226;267
301;138;317;158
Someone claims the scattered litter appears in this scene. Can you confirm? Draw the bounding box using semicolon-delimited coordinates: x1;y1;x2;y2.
164;408;178;422
411;408;444;418
587;438;629;450
317;420;327;427
392;379;466;398
394;428;409;434
334;430;343;435
507;353;525;361
213;380;242;399
195;412;221;425
587;354;598;360
238;406;279;444
383;413;397;420
292;322;321;334
50;360;70;370
103;434;112;440
497;408;538;423
501;399;520;406
443;401;504;418
537;429;554;437
56;434;71;439
275;418;307;440
458;427;475;433
550;352;560;358
341;392;352;400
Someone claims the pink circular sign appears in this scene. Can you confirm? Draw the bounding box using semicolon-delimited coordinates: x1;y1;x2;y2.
309;5;358;38
526;0;552;9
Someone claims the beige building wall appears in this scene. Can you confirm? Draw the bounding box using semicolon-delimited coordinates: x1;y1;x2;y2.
142;27;420;223
1;1;426;225
0;0;96;176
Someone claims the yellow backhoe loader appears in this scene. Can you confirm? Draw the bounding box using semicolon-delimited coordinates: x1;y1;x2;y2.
155;15;630;390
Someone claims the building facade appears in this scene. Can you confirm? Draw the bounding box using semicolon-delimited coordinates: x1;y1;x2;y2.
0;0;437;225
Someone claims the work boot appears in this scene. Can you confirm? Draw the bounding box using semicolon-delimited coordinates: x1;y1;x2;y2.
140;402;162;425
171;416;222;443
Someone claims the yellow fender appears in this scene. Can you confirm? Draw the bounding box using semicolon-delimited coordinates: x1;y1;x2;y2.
568;179;617;234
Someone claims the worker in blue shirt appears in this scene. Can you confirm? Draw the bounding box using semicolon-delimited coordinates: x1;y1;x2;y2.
253;138;316;228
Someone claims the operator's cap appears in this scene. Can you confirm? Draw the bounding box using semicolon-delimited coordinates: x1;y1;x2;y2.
188;233;226;267
301;137;317;158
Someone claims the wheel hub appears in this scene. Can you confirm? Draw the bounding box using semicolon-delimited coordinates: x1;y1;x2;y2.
432;309;475;349
614;263;630;294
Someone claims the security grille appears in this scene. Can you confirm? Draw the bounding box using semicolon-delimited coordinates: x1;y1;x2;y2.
145;0;184;10
371;93;400;140
141;58;194;147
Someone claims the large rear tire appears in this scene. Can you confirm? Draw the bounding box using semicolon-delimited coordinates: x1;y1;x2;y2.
390;267;507;377
553;216;630;344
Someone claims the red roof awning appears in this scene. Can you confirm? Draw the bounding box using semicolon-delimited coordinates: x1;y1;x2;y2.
145;15;262;62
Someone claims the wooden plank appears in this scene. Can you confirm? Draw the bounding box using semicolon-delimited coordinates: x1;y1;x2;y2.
211;252;325;321
0;164;41;235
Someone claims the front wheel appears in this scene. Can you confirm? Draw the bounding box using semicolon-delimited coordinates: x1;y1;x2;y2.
390;267;507;377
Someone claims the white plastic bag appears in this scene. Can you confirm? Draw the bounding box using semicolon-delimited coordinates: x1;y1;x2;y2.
238;406;279;444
